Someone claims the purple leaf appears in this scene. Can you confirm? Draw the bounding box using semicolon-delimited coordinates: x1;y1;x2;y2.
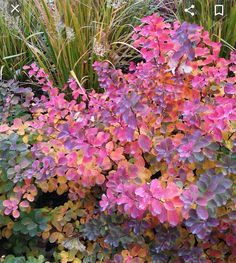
196;206;208;220
138;134;151;152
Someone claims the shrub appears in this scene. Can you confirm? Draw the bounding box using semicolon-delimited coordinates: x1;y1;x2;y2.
0;14;235;262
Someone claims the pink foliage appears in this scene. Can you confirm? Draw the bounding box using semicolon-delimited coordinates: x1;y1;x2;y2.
21;14;235;228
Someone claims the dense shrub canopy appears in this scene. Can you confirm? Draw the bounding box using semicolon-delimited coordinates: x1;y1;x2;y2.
0;14;235;262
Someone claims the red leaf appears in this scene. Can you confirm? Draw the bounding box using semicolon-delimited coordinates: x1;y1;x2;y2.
167;210;180;226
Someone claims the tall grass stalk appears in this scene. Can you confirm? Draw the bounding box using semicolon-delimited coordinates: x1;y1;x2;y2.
0;1;37;80
1;0;149;90
25;0;148;89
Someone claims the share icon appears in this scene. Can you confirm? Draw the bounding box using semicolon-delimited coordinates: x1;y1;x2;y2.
184;5;195;16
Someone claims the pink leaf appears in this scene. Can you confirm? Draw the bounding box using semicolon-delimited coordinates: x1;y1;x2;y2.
224;83;235;95
138;134;152;152
110;147;124;161
12;210;20;218
196;197;208;206
100;194;109;211
19;201;30;208
23;65;30;70
4;208;12;215
167;210;180;226
150;179;162;198
28;70;36;77
135;187;147;198
3;200;11;207
95;173;105;185
150;199;162;216
0;124;9;133
163;201;175;211
66;169;78;180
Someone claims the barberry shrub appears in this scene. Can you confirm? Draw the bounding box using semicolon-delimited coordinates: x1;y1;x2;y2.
0;14;235;262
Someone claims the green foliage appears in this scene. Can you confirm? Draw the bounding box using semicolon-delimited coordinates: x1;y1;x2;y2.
0;130;32;184
0;0;149;90
0;1;38;80
3;255;45;263
28;0;150;90
13;210;49;237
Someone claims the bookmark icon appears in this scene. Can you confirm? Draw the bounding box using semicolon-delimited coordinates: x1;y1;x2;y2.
214;5;224;16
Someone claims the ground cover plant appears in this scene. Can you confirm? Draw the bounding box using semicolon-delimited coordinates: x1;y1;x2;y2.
0;13;235;262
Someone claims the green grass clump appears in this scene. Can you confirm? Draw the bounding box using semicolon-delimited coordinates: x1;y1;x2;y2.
0;0;149;90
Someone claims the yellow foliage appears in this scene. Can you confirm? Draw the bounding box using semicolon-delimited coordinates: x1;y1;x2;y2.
22;135;29;144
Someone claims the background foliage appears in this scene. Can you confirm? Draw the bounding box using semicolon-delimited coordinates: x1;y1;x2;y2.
1;0;235;90
0;0;150;90
176;0;236;57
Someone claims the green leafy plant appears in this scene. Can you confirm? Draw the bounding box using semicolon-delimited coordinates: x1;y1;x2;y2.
13;210;49;237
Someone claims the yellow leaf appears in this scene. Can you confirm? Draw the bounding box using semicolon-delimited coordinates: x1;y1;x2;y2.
7;221;14;229
144;229;154;240
52;221;62;232
188;163;196;170
22;135;28;144
42;231;50;240
37;135;43;141
3;228;12;238
57;184;68;195
203;160;216;170
68;248;77;261
18;128;25;136
38;181;49;192
48;179;57;192
60;251;69;262
57;232;65;243
121;250;130;258
58;176;67;184
225;140;233;150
